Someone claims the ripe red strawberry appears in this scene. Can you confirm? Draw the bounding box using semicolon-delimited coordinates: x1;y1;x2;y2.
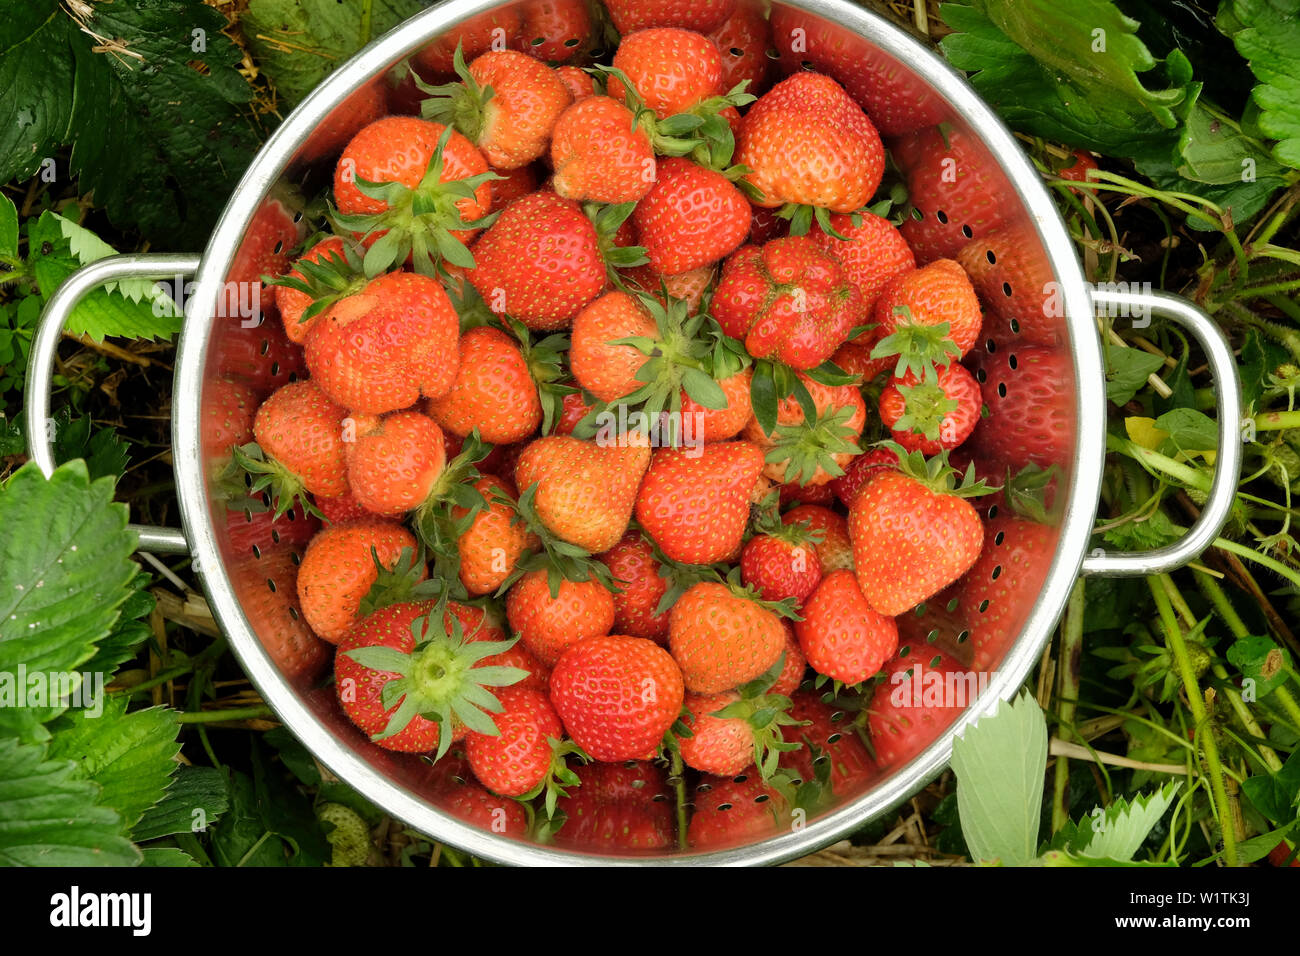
556;65;596;100
895;125;1013;264
688;771;787;849
669;581;786;694
605;0;734;33
553;761;675;850
741;374;866;486
491;163;542;208
514;434;651;554
569;290;657;402
549;634;685;761
514;0;591;63
795;569;899;684
776;478;836;508
713;236;865;370
598;531;671;643
296;520;419;643
422;49;572;170
866;646;970;768
955;226;1061;347
972;346;1073;470
412;9;524;77
461;605;552;693
879;361;982;456
231;542;331;683
783;503;854;573
782;690;876;795
830;340;892;386
426;325;544;445
204;378;258;456
809;211;916;314
737;72;884;214
953;514;1056;671
211;316;307;394
305;271;461;415
830;447;899;508
610;28;724;119
550;97;656;204
771;624;807;697
335;600;527;755
681;366;753;443
440;780;530;837
272;236;361;345
554;389;598;436
315;489;369;526
848;462;986;617
679;691;751;776
740;532;822;608
343;412;447;517
246;380;351;509
465;686;566;797
709;4;774;98
456;475;540;596
625;262;717;312
468;190;608;329
506;569;616;666
632;158;751;275
635;441;764;565
872;259;983;362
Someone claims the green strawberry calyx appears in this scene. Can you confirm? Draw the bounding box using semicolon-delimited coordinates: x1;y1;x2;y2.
343;609;528;760
893;378;961;442
881;440;1000;499
414;43;493;147
747;490;826;549
500;316;576;437
870;306;961;383
712;653;807;779
231;442;325;521
262;239;369;324
764;403;863;486
493;482;621;598
722;566;801;621
411;431;493;595
520;737;589;822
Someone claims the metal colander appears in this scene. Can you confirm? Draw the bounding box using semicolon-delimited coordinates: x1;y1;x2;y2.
27;0;1242;865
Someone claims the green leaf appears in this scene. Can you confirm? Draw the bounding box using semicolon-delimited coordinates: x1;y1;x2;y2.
0;735;139;866
0;461;137;742
49;409;131;479
243;0;429;107
950;690;1047;866
140;846;200;867
1105;342;1166;404
1132;147;1287;230
1240;749;1300;825
133;765;230;842
1153;407;1219;451
1226;634;1292;700
1224;0;1300;170
82;583;154;678
1061;782;1180;861
1176;104;1286;185
0;193;17;258
45;698;180;833
1239;327;1289;408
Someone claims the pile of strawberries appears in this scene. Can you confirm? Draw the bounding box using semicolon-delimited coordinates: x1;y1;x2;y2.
209;0;1071;853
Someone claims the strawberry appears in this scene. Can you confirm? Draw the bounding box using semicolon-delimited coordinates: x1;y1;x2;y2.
230;542;331;683
879;361;982;456
737;72;884;218
462;605;552;694
782;690;876;795
866;645;970;768
440;780;531;837
296;520;419;643
211;316;307;394
632;157;751;275
830;447;899;508
336;600;528;755
635;441;764;565
709;5;774;98
556;65;596;100
506;569;616;666
549;634;685;761
625;262;717;312
553;761;675;850
740;525;822;606
712;236;865;370
955;225;1061;347
271;236;364;345
605;0;735;35
783;503;854;573
298;82;388;164
315;489;370;526
895;125;1013;264
426;323;554;444
514;0;592;63
305;270;461;415
598;531;671;643
848;450;988;617
554;389;598;436
465;686;569;797
776;478;836;507
668;580;787;694
972;345;1073;470
420;49;572;170
748;203;787;245
455;475;540;596
569;290;657;402
514;434;650;554
467;190;610;329
610;28;724;119
241;381;350;514
688;771;787;849
343;411;447;517
795;569;899;684
742;374;865;486
490;162;542;207
550;96;656;204
872;259;983;368
681;366;753;443
203;378;258;456
412;10;524;77
679;691;751;776
332;117;495;275
771;624;807;697
809;211;915;315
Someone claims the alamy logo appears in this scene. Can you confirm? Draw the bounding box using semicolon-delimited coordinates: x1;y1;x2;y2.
888;659;996;709
0;665;104;717
49;886;151;936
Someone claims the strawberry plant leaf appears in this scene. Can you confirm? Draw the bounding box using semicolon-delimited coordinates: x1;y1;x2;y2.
0;194;17;257
49;409;131;480
949;689;1047;866
1054;781;1181;861
45;697;180;834
1104;341;1166;404
1241;749;1300;825
1221;0;1300;169
1225;634;1292;699
0;461;138;743
132;765;229;842
0;736;141;866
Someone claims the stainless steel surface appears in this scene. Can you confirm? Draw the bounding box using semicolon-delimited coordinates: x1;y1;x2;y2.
26;254;197;555
1081;291;1243;577
26;0;1239;864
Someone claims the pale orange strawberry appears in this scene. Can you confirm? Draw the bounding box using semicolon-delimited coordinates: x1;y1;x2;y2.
678;691;752;776
609;28;724;119
507;570;616;666
455;475;540;596
741;375;866;486
569;291;657;403
810;211;916;314
872;259;983;363
783;504;854;573
296;520;419;643
624;263;717;313
681;367;752;443
343;411;447;517
550;96;656;204
426;325;542;445
669;581;786;694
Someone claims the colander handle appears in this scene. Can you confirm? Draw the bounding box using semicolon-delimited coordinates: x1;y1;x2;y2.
25;253;200;556
1080;290;1243;577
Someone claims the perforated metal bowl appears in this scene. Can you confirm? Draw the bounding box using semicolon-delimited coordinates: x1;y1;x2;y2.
27;0;1242;865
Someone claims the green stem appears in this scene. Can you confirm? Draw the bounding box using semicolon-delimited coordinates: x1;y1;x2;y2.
178;705;274;724
1253;409;1300;432
1273;685;1300;730
1051;580;1085;834
669;748;689;852
1213;535;1300;592
1148;574;1239;866
1107;436;1212;491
